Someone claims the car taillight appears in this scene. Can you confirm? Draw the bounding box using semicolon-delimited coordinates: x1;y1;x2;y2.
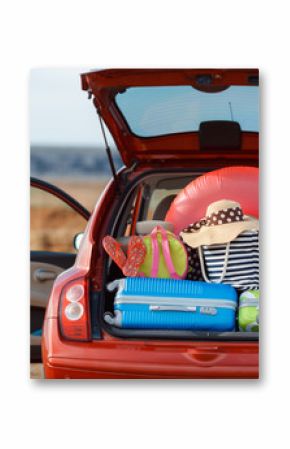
59;277;91;341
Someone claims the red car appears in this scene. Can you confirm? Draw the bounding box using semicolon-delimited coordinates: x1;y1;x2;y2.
41;68;259;379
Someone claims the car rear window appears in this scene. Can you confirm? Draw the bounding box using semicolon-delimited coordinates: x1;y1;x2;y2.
115;85;259;137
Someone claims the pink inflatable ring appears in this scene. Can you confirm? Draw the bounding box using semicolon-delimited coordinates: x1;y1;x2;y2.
165;166;259;234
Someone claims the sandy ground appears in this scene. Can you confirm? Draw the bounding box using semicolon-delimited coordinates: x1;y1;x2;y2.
45;178;109;212
31;178;108;252
30;364;44;379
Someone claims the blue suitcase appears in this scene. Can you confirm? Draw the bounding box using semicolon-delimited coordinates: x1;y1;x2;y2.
105;278;238;331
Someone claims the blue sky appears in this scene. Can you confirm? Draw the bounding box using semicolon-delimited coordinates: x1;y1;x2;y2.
30;67;111;147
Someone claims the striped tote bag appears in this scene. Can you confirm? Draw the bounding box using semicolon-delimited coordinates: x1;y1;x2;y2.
198;230;259;291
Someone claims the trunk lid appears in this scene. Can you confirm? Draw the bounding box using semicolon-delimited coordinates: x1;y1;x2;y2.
81;68;259;167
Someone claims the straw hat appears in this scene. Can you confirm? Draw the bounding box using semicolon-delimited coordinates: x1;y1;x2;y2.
180;199;259;248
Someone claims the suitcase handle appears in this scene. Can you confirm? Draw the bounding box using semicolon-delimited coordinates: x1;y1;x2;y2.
149;305;197;312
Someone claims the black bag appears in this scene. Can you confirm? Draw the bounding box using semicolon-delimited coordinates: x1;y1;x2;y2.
183;242;203;281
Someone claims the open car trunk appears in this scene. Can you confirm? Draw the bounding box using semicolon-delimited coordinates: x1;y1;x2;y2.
97;169;259;342
82;69;259;343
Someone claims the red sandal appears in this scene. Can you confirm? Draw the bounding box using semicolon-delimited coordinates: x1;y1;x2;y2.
122;236;147;277
102;236;127;270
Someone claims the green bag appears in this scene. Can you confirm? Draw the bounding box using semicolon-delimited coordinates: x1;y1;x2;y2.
139;226;188;279
238;290;259;332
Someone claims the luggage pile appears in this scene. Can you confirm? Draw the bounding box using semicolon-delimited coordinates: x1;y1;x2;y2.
103;193;259;334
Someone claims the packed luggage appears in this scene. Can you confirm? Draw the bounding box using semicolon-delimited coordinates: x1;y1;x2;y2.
102;168;260;335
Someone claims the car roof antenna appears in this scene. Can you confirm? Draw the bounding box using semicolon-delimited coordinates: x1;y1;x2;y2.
228;101;234;121
97;111;120;193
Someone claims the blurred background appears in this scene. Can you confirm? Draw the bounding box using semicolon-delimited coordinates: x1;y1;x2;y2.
30;68;122;253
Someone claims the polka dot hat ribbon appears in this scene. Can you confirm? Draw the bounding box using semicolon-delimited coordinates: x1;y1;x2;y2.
183;205;244;233
180;199;259;248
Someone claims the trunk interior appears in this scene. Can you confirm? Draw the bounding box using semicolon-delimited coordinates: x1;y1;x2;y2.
100;169;259;342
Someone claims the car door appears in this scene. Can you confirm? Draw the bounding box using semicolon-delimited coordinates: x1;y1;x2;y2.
30;177;90;362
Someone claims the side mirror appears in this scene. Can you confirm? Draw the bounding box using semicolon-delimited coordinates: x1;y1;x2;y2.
73;232;84;251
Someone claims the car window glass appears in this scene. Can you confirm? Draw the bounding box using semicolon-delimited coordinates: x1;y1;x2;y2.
146;188;180;220
31;186;87;253
116;85;259;137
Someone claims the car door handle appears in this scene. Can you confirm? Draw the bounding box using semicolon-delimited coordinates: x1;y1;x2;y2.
34;269;57;282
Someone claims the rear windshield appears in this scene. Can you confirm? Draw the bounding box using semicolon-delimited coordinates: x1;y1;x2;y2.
115;85;259;137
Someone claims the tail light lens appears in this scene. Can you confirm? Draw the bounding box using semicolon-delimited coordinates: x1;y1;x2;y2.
59;277;91;341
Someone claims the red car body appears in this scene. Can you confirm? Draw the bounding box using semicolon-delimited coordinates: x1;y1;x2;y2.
42;69;259;379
